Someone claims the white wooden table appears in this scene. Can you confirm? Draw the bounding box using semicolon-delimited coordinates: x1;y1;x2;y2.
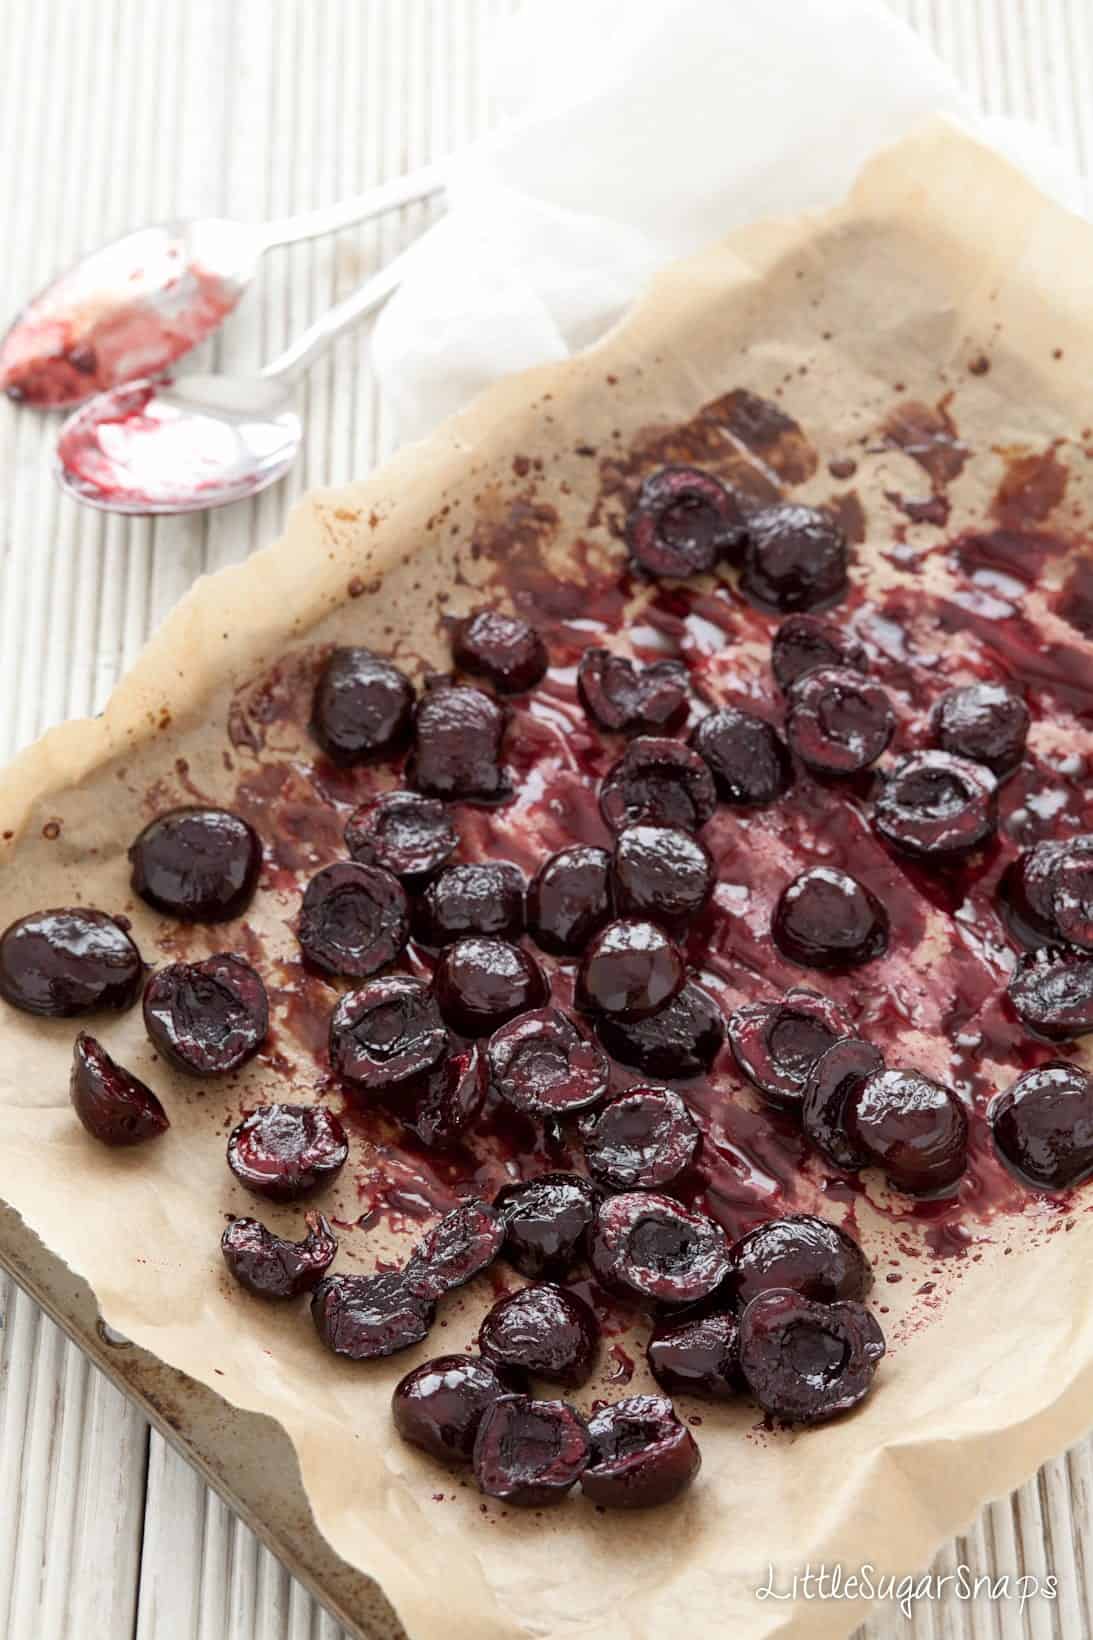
1;3;1091;1635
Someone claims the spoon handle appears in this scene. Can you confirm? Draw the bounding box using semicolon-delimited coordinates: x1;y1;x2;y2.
260;252;410;386
259;162;446;250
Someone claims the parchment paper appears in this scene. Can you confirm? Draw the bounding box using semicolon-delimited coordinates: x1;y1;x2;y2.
3;121;1093;1640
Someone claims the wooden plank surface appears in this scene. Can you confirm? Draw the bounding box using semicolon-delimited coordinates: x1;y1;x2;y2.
0;2;1090;1635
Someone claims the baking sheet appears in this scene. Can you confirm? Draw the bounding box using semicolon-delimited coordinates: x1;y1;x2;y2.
2;121;1093;1640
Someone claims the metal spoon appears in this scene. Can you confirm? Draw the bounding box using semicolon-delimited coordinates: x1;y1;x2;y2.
54;252;407;515
1;163;444;410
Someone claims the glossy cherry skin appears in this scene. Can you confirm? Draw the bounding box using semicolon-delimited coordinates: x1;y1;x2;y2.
310;647;415;765
740;502;848;613
409;684;507;802
1052;849;1093;950
589;1191;730;1306
990;1062;1093;1191
848;1067;968;1194
0;908;143;1018
575;919;685;1020
297;862;408;978
689;706;792;806
599;736;717;832
577;649;689;736
526;845;612;955
485;1008;609;1116
1007;949;1093;1041
626;465;745;578
596;981;725;1078
874;751;997;860
330;976;446;1097
70;1033;169;1145
611;825;714;925
142;953;269;1075
772;867;888;971
579;1086;700;1190
405;1200;505;1300
728;987;853;1113
786;667;894;775
227;1104;348;1201
801;1038;882;1169
412;861;525;947
479;1283;600;1386
728;1214;873;1307
129;807;262;922
344;791;458;885
392;1355;513;1463
934;681;1029;776
737;1289;883;1423
311;1272;435;1361
221;1212;337;1299
580;1395;701;1508
452;608;548;694
433;937;548;1037
647;1312;743;1400
472;1395;590;1507
771;615;867;692
399;1044;485;1150
494;1172;599;1280
999;837;1093;950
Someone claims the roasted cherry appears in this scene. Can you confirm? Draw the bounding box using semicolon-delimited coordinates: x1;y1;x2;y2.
575;918;684;1020
728;987;853;1113
392;1355;513;1463
405;1199;505;1299
1000;837;1093;949
297;862;408;978
486;1008;609;1116
221;1212;337;1298
580;1086;699;1190
494;1172;599;1279
772;867;888;971
412;860;525;946
312;1272;435;1360
786;667;894;775
740;503;848;613
400;1044;485;1149
589;1191;730;1306
737;1289;883;1423
70;1033;169;1145
329;975;447;1094
599;736;717;832
409;684;507;802
611;825;714;925
771;615;867;692
848;1067;968;1193
1008;949;1093;1041
577;649;689;736
143;953;269;1075
472;1394;590;1506
990;1062;1093;1191
310;647;415;765
479;1283;600;1386
801;1037;882;1169
526;845;612;955
597;981;725;1078
0;908;143;1018
874;751;997;860
129;807;262;922
433;937;548;1037
689;706;792;806
729;1214;872;1307
934;682;1029;776
647;1312;742;1400
227;1104;348;1201
452;607;548;694
626;465;745;579
581;1395;701;1508
344;791;458;884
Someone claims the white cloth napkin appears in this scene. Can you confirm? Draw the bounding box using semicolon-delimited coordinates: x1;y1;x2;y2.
371;0;1088;443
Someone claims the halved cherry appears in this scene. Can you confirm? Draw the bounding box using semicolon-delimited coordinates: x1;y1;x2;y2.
588;1191;730;1306
70;1033;169;1145
221;1212;337;1298
580;1395;701;1508
486;1008;609;1117
728;987;853;1113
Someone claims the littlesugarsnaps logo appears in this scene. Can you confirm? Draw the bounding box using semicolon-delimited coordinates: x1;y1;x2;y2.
755;1563;1058;1622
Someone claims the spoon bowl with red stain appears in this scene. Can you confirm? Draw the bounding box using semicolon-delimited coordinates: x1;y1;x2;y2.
1;163;443;411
